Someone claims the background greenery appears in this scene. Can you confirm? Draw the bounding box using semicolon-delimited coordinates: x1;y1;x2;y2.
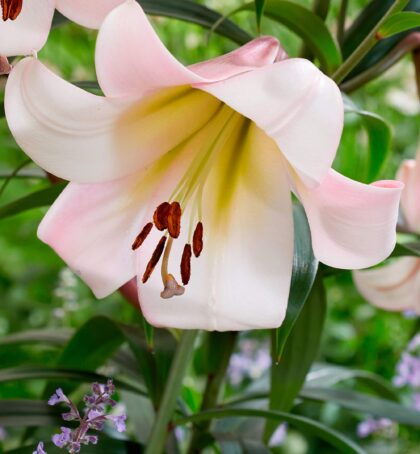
0;0;419;453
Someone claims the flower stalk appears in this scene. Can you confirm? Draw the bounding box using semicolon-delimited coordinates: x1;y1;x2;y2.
332;0;410;84
145;329;198;454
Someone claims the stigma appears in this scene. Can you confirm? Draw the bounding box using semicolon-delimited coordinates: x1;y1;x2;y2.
1;0;23;21
132;200;204;299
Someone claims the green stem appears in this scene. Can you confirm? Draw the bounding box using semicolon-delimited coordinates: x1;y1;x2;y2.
145;329;198;454
337;0;349;45
341;32;420;93
332;0;409;84
187;332;238;454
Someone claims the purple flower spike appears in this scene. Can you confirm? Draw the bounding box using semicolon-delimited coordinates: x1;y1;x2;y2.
52;427;72;448
84;435;98;445
33;442;47;454
48;388;70;406
108;414;127;433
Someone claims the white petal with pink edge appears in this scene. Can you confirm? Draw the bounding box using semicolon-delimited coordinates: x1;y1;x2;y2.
0;0;55;56
5;58;222;183
397;157;420;233
294;170;403;269
353;258;420;314
138;123;294;331
55;0;125;29
95;0;282;98
199;59;343;187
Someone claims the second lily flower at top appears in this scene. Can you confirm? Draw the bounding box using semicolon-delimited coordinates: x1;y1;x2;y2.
4;0;403;330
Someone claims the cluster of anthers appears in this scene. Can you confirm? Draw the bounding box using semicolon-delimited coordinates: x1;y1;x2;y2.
132;201;203;299
1;0;23;21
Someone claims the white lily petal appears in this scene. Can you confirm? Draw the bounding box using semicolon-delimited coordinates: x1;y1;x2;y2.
353;258;420;314
199;59;343;186
139;123;294;331
55;0;124;29
5;58;221;183
397;158;420;233
0;0;55;56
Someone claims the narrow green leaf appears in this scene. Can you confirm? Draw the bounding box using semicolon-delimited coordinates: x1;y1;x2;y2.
342;96;392;181
0;329;72;346
240;0;342;73
300;387;420;426
0;182;67;221
44;316;126;398
0;366;146;395
379;11;420;37
307;364;399;401
274;204;318;360
176;408;365;454
7;438;142;453
119;323;176;408
52;0;252;45
341;0;420;80
265;274;326;441
254;0;266;31
0;400;60;427
391;241;420;257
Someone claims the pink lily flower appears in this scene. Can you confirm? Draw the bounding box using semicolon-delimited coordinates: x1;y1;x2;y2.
0;0;124;57
353;150;420;314
5;0;403;330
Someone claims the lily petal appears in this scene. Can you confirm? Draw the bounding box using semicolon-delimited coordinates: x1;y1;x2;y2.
5;58;221;183
95;0;281;98
353;258;420;313
295;170;403;269
0;0;55;57
397;158;420;233
138;123;294;331
55;0;124;29
200;59;343;186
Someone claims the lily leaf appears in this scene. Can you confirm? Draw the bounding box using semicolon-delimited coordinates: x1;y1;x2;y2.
6;439;142;453
238;0;342;73
176;408;365;454
273;204;318;361
265;273;326;441
43;316;126;398
0;182;67;221
52;0;251;45
0;400;60;427
379;11;420;37
300;387;420;426
254;0;266;31
391;241;420;257
339;96;392;182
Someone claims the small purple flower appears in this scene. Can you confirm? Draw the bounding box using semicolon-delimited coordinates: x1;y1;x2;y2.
48;388;70;406
52;427;72;448
83;435;98;445
108;414;127;433
33;441;47;454
357;418;394;438
0;426;7;441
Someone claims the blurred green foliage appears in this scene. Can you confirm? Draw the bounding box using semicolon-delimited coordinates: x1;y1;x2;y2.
0;0;419;453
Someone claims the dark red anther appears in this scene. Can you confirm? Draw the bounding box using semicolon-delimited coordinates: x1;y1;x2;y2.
180;244;192;285
167;202;181;238
192;222;203;257
142;236;167;283
153;202;170;231
1;0;23;21
131;222;153;250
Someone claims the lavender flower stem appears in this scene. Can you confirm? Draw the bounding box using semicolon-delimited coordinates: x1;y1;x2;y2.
145;330;198;454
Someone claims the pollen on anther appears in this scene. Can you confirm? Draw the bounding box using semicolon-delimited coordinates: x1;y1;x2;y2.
192;222;203;257
181;244;192;285
1;0;23;21
167;202;182;238
132;222;153;250
153;202;170;231
142;236;167;283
